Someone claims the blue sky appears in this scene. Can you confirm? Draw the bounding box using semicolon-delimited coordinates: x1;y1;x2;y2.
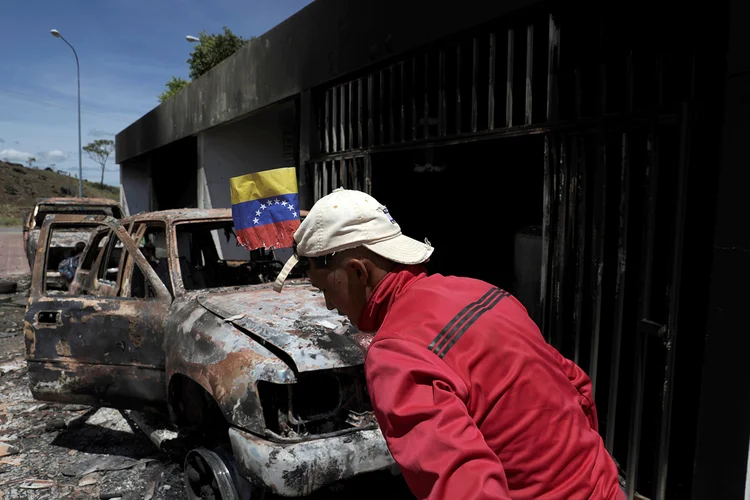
0;0;313;186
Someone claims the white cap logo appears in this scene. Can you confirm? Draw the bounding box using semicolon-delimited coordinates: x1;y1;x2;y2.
380;206;396;224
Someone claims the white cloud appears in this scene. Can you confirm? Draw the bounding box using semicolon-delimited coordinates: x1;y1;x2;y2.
0;148;33;163
38;150;70;162
89;129;115;138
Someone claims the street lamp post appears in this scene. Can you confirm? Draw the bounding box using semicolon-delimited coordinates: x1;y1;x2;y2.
50;29;83;198
186;35;200;43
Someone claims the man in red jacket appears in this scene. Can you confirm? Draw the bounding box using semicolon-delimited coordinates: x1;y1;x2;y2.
274;188;625;500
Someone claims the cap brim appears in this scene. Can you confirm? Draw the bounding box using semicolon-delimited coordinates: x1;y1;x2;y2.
272;253;299;293
363;234;434;265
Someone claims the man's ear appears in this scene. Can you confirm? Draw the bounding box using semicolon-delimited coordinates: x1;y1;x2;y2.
346;259;369;286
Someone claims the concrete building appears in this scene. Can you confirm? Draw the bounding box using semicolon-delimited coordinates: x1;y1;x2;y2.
116;0;749;498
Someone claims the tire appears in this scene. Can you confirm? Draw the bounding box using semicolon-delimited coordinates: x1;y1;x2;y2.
0;279;17;294
184;447;265;500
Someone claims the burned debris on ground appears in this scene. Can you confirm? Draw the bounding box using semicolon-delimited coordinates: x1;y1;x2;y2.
0;275;185;499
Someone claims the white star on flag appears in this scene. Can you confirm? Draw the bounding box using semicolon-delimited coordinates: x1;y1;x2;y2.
255;210;261;216
274;199;280;204
292;211;297;217
288;204;294;211
281;201;288;206
253;217;259;224
260;204;266;210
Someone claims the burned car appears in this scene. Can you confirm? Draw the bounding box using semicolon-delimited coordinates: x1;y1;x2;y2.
23;209;394;498
23;197;123;288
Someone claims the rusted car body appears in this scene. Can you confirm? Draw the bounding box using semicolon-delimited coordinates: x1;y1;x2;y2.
23;209;394;496
23;197;123;288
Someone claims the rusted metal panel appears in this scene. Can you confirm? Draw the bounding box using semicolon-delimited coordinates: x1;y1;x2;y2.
197;286;364;373
27;360;166;413
26;297;166;368
25;214;172;411
34;197;122;208
24;198;125;268
164;299;294;433
229;427;394;497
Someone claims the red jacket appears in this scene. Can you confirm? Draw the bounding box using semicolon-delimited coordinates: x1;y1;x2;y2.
362;265;625;500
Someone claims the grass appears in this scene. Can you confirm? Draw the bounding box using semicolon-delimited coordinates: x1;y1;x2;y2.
0;161;120;228
0;214;23;227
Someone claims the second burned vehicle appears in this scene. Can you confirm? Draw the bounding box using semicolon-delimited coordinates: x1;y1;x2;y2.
22;197;123;289
23;209;395;498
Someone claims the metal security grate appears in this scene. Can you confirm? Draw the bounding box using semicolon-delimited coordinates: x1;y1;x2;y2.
307;3;723;498
309;154;371;201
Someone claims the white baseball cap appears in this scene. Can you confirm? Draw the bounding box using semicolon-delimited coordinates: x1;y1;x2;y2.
273;188;433;292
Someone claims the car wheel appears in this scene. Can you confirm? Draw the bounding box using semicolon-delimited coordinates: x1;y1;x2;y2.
184;447;265;500
0;279;17;294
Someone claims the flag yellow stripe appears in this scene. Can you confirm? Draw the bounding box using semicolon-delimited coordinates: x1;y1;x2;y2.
229;167;298;205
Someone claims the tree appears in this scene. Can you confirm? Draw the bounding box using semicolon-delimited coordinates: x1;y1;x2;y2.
26;157;36;168
158;77;190;103
159;27;251;102
83;139;114;187
187;27;249;79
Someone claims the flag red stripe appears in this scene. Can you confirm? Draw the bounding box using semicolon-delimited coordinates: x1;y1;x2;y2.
236;220;299;250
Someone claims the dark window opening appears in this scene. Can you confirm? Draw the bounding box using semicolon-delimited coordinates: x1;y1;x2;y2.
134;223;172;296
371;136;545;325
174;221;300;291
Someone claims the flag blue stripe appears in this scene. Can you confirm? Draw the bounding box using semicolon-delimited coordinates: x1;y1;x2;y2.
232;193;300;231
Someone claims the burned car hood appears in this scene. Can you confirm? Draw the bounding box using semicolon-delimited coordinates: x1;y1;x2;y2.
197;282;365;373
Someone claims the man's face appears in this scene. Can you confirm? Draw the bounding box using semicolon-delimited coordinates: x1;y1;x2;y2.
306;258;368;328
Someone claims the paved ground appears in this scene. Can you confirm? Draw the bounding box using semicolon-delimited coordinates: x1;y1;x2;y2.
0;229;29;279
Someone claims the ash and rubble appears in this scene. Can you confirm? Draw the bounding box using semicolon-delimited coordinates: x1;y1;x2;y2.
0;274;414;500
0;275;185;500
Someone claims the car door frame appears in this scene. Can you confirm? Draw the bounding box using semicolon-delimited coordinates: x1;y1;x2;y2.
25;214;172;413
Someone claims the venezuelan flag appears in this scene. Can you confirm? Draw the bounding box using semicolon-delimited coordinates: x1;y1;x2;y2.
229;167;300;251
